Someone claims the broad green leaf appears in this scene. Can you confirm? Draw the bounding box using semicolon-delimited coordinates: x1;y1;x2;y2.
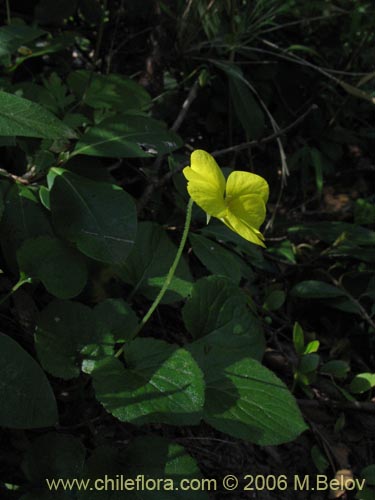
73;115;182;158
189;343;307;445
78;437;209;500
35;300;115;379
0;184;53;269
263;290;286;311
183;275;261;338
189;233;242;283
0;90;76;138
93;338;205;425
350;373;375;394
320;360;350;379
119;222;192;303
23;433;86;483
200;222;271;272
0;25;45;59
183;276;265;361
291;280;346;299
68;70;151;111
50;169;137;265
94;298;138;342
17;236;88;299
299;353;320;374
0;333;58;428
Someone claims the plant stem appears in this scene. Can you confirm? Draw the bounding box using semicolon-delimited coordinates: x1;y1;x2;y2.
5;0;11;24
115;198;194;358
0;277;32;307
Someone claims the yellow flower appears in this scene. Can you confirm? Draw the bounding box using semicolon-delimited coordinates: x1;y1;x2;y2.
183;150;269;247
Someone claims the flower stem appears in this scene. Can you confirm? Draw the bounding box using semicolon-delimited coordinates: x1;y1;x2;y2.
115;198;194;358
0;276;32;307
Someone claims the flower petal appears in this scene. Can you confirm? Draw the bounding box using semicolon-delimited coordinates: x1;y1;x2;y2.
183;150;227;217
226;171;269;204
222;211;266;247
228;194;266;229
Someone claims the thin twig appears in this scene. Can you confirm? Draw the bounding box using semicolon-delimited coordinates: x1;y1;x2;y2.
93;0;108;68
211;104;317;157
5;0;11;24
137;79;201;214
171;79;200;132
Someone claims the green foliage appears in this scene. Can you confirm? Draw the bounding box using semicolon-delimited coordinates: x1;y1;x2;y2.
0;333;58;428
93;338;205;425
0;91;75;138
50;169;137;265
17;236;88;298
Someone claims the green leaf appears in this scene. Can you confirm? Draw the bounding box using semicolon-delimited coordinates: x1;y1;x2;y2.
68;70;151;111
293;322;305;355
350;373;375;394
304;340;320;354
299;353;320;374
0;184;53;269
183;276;265;361
50;169;137;265
183;275;261;338
266;239;296;264
10;33;76;72
35;300;115;379
94;298;138;342
17;236;88;299
0;333;58;428
0;90;76;138
291;280;346;299
320;360;350;379
189;233;242;283
213;61;264;138
189;342;307;445
119;222;192;303
263;290;286;311
228;73;265;139
93;338;205;425
73;115;182;158
0;25;45;59
78;437;209;500
23;433;86;483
